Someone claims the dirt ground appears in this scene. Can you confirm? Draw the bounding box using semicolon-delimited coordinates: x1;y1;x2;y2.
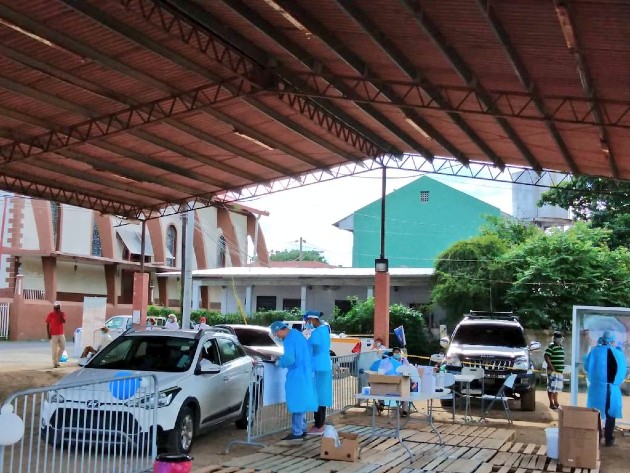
2;362;629;472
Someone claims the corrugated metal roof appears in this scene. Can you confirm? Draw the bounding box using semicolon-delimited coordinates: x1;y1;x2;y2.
0;0;628;217
158;267;434;278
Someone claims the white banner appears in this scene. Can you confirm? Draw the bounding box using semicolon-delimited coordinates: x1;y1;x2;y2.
262;363;287;406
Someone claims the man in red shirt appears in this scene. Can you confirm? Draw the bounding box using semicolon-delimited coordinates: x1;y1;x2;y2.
45;301;66;368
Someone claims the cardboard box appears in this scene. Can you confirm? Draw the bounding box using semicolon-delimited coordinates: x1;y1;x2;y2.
368;374;410;397
320;431;359;462
558;405;600;469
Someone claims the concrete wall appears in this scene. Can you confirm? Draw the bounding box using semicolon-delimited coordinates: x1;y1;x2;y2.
60;205;92;255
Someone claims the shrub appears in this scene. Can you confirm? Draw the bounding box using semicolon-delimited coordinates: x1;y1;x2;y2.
330;297;438;357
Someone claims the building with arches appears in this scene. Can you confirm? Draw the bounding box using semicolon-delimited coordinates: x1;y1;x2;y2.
0;195;269;340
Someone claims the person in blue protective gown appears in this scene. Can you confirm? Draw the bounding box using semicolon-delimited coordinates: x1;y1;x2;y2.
269;321;317;442
584;330;627;447
304;312;333;435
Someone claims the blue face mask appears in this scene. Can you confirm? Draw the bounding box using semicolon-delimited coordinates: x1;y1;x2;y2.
305;322;315;330
393;353;402;360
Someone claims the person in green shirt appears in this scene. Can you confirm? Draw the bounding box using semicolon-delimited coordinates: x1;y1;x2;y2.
544;331;565;410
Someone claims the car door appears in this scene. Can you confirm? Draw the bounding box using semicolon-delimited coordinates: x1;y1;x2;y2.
216;337;251;417
196;339;224;427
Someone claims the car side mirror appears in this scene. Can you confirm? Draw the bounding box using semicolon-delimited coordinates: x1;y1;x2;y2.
529;341;541;351
196;359;221;375
439;337;450;349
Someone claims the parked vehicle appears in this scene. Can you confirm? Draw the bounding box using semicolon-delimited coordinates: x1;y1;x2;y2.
42;329;253;454
75;315;166;343
442;312;540;411
213;324;283;361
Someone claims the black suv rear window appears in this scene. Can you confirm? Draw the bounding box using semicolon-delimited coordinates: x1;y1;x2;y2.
452;324;526;347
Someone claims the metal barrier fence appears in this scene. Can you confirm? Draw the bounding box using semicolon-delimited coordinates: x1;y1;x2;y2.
0;302;9;339
227;352;380;452
1;373;158;473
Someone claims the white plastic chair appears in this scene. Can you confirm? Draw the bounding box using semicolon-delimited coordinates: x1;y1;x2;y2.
428;373;456;423
480;373;517;424
460;366;485;397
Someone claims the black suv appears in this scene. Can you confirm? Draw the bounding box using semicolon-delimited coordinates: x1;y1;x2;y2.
443;312;541;411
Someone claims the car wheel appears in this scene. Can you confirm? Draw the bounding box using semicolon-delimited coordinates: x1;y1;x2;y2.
520;389;536;411
235;391;250;430
167;406;195;454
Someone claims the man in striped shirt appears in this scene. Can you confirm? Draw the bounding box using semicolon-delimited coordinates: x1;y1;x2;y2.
544;331;565;410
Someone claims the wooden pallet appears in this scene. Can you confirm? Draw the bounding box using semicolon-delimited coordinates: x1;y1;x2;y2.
217;423;597;473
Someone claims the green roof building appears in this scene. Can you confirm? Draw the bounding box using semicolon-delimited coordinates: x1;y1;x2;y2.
334;176;504;268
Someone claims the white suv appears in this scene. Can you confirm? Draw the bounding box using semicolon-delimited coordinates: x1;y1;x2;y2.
42;329;253;454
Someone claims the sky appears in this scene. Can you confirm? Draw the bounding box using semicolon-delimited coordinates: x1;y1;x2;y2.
241;168;515;267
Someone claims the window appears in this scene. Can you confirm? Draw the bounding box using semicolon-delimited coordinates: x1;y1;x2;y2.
233;327;278;347
218;235;227;267
335;300;352;315
201;340;221;365
166;225;176;267
256;296;276;311
452;325;526;348
282;298;301;311
420;191;430;203
217;338;244;363
91;221;102;257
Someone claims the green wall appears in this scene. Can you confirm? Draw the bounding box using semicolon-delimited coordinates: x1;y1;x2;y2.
352;176;502;268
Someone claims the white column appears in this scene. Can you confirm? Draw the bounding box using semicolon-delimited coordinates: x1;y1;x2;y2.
300;285;307;313
367;286;374;299
221;286;229;314
192;280;201;310
181;210;195;330
245;285;253;316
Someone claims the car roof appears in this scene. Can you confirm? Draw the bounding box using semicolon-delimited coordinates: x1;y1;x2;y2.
216;324;270;331
123;329;238;340
458;318;522;327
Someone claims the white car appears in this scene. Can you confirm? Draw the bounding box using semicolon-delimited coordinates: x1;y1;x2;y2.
74;315;166;343
42;329;253;454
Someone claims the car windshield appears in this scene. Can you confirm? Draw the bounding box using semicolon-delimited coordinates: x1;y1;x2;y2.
233;327;278;347
452;324;526;348
88;336;198;372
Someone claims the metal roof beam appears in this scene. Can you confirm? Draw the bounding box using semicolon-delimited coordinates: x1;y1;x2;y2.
402;0;543;172
0;79;246;163
170;0;406;158
268;75;630;130
270;0;470;164
554;1;619;179
0;171;144;217
337;0;504;169
126;128;257;185
0;3;330;175
476;0;579;175
109;0;386;161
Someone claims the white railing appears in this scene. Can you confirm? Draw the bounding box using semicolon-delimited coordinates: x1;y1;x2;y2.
22;289;45;300
0;373;158;473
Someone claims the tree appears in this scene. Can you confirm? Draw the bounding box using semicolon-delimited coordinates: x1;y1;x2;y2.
499;223;630;329
330;297;437;356
269;248;328;263
538;176;630;249
432;234;509;325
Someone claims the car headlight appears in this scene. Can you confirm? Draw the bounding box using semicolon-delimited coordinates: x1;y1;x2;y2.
127;387;181;409
513;356;529;370
446;355;462;367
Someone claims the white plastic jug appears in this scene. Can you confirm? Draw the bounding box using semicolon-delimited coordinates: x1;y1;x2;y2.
545;427;559;459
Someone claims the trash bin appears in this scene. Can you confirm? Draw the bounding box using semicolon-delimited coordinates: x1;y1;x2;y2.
545;427;559;459
73;328;82;358
153;454;193;473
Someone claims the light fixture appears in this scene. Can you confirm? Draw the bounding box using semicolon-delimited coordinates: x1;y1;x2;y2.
555;4;576;50
404;116;432;140
375;258;389;273
233;131;274;150
262;0;312;36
